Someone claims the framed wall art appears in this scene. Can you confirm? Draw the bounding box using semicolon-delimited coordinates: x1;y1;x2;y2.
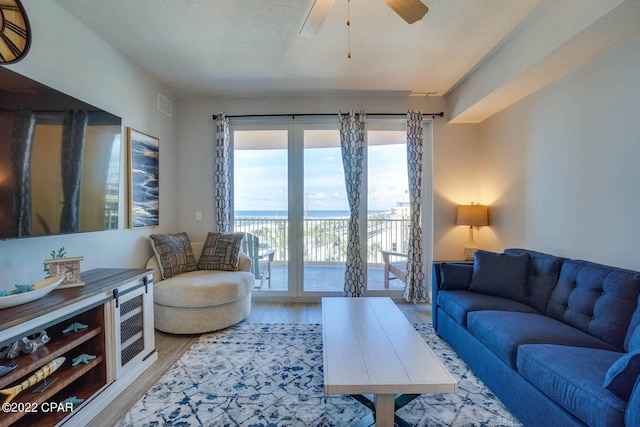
128;128;159;228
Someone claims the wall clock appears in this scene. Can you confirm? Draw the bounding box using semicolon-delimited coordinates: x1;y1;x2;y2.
0;0;31;64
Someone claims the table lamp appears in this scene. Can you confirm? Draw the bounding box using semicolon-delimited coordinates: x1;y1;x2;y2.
456;204;489;260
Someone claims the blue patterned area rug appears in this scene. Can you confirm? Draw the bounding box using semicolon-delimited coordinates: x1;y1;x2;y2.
117;323;522;427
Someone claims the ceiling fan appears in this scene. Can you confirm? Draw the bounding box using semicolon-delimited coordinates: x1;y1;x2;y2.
300;0;429;37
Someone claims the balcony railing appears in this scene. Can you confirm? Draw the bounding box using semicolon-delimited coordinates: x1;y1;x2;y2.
234;216;410;264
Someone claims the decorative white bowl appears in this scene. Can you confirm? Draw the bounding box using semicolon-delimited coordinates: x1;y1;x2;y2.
0;276;65;309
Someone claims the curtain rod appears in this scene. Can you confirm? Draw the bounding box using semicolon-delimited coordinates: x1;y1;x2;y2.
212;112;444;120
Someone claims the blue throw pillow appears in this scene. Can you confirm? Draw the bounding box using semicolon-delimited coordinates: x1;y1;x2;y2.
469;250;530;304
441;263;473;290
603;351;640;400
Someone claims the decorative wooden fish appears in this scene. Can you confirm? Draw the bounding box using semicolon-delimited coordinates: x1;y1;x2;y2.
0;357;65;403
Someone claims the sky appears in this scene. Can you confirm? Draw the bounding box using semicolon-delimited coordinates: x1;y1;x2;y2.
233;132;408;212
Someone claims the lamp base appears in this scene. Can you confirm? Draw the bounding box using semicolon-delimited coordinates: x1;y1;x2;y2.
463;226;478;261
464;246;478;261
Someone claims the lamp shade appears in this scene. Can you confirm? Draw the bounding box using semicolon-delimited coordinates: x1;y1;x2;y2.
457;205;489;227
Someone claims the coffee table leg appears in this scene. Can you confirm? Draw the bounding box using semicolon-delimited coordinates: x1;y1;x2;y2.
350;393;419;427
374;394;395;427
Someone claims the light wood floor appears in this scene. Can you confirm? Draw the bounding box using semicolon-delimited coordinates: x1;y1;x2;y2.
89;301;432;427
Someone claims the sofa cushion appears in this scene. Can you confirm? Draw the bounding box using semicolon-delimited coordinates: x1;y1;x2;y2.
469;250;530;304
440;263;473;290
467;311;619;368
517;344;626;427
150;232;197;280
153;269;254;308
146;243;253;285
197;232;244;271
603;351;640;400
504;248;565;314
437;290;538;327
546;260;640;350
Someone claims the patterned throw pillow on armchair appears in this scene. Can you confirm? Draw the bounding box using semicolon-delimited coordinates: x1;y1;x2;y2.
197;232;245;271
150;231;197;279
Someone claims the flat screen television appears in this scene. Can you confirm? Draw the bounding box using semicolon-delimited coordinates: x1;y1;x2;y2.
0;66;122;239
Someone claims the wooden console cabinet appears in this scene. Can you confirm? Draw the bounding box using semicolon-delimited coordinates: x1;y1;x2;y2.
0;269;157;427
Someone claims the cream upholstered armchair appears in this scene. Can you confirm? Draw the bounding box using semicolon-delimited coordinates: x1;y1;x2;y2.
147;232;254;334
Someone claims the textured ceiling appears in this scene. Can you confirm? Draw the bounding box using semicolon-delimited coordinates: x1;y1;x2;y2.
54;0;543;98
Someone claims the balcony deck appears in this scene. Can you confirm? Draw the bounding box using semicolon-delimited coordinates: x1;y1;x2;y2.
253;263;405;292
236;215;409;293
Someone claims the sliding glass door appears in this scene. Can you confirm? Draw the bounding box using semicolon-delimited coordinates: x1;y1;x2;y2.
366;124;410;291
302;125;348;293
231;118;431;298
232;124;290;292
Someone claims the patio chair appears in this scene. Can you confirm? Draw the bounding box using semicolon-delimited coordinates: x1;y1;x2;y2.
242;233;275;290
380;250;408;289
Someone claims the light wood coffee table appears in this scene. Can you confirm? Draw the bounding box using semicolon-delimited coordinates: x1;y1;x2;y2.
322;297;458;427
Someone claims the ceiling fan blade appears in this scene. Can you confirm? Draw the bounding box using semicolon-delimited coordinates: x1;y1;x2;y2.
381;0;428;24
300;0;336;38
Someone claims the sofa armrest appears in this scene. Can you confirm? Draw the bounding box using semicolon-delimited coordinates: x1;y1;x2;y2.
432;262;474;290
146;256;163;284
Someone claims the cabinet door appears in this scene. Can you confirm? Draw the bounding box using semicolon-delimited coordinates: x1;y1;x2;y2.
113;275;155;379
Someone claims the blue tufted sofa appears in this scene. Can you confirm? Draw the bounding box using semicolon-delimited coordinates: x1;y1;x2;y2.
432;248;640;427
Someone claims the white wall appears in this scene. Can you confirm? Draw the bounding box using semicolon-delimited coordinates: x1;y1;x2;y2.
0;0;180;284
432;122;487;260
477;33;640;270
178;95;480;261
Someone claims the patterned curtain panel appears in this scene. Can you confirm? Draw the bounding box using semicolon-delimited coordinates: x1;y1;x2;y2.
214;113;231;233
404;110;427;303
60;109;88;233
339;110;367;297
11;109;36;237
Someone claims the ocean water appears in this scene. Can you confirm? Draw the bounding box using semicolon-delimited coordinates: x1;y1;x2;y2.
235;210;386;218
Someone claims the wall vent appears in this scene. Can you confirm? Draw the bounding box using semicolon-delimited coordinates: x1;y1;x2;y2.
157;94;172;117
